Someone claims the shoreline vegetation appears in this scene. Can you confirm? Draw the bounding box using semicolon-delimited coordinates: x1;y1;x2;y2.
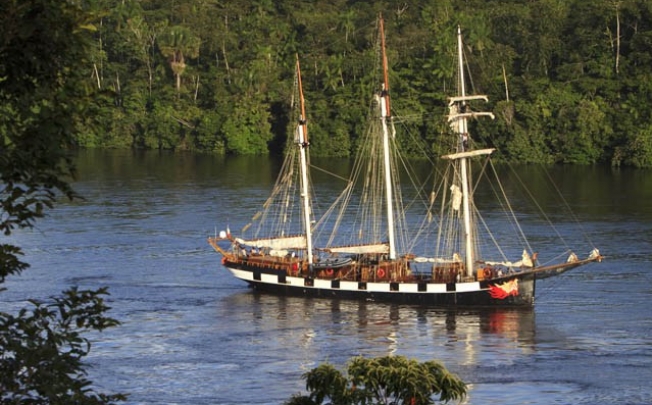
65;1;652;167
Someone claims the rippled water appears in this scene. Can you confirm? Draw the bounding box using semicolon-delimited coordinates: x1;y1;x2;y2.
2;151;651;404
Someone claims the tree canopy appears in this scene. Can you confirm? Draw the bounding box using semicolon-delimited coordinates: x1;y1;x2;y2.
1;1;126;403
70;0;652;166
284;355;467;405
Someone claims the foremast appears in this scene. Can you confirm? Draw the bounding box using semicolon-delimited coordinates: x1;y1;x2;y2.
295;56;314;266
446;26;495;278
379;16;397;260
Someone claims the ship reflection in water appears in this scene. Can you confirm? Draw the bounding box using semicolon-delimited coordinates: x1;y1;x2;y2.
219;291;536;376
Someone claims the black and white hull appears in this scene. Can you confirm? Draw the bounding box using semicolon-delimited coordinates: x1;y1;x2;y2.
223;263;536;307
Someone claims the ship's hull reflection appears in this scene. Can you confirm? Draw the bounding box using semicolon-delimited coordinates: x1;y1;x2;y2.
220;291;536;366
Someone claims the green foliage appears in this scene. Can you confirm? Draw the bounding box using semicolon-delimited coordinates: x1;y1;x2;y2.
1;1;127;403
285;355;467;405
195;110;226;152
223;97;273;155
17;0;652;165
621;124;652;168
0;288;126;404
309;119;352;157
1;0;90;276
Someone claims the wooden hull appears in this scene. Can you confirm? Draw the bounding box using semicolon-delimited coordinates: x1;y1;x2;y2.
221;260;536;307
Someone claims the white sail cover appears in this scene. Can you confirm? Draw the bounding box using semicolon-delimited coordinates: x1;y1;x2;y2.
450;184;462;211
485;250;534;268
414;256;463;264
442;148;495;160
235;236;307;250
448;95;490;105
320;243;390;254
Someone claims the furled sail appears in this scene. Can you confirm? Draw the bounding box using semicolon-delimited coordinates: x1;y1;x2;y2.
413;255;463;264
320;243;390;254
484;250;535;268
235;236;307;250
442;148;495;160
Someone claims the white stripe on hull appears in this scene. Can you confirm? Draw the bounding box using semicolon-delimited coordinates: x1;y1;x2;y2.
228;268;253;281
426;284;447;293
455;282;481;292
226;266;481;295
340;281;359;290
287;277;304;287
366;283;391;292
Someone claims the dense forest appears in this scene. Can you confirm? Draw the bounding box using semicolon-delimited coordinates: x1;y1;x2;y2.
77;0;652;166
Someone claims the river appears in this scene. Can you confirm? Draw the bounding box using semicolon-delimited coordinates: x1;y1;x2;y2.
2;150;651;404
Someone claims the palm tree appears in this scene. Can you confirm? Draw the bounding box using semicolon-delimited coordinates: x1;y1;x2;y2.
159;25;200;93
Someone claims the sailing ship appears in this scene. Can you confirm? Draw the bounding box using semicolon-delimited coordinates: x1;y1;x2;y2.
208;20;603;307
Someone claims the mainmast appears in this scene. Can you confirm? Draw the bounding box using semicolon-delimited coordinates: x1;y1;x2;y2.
446;27;495;277
457;27;474;277
379;16;397;260
295;56;313;265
